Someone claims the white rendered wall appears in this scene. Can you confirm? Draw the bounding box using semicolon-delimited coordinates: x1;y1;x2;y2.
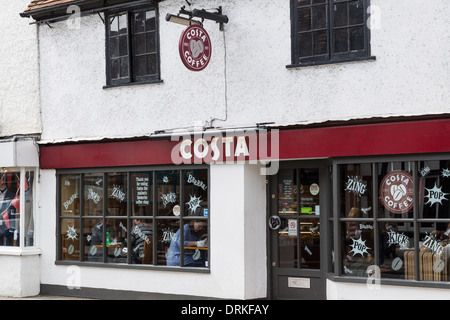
327;279;450;300
37;0;450;144
39;164;267;299
1;0;41;137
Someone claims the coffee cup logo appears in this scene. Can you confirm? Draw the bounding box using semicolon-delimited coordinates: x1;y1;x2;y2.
380;170;414;214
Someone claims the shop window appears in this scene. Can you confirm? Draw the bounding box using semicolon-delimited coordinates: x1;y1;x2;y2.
58;167;209;270
0;169;35;248
106;5;160;86
290;0;371;66
337;158;450;283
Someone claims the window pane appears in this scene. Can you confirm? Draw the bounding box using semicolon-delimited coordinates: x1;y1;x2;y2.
419;223;450;282
334;28;348;53
118;14;127;34
120;57;129;78
157;171;180;216
134;11;145;33
312;4;327;29
350;26;364;51
147;54;157;75
135;33;146;55
119;35;128;57
278;169;297;215
313;30;328;55
298;33;313;57
135;55;147;77
61;218;80;261
25;171;34;247
145;10;156;30
107;172;127;216
378;162;414;218
61;174;80;216
130;218;153;264
166;220;208;267
300;168;319;216
158;219;179;266
0;170;20;247
110;37;119;58
184;169;208;217
418;160;450;220
279;218;298;268
340;163;373;218
131;172;153;217
342;222;374;276
298;0;311;6
349;0;364;25
379;222;414;280
333;2;348;27
83;173;103;217
110;16;119;36
110;59;120;80
300;218;320;269
146;32;156;53
85;218;103;262
298;7;312;32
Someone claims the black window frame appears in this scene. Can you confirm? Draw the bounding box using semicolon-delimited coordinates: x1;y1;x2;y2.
331;154;450;289
105;3;162;87
55;165;210;273
289;0;374;68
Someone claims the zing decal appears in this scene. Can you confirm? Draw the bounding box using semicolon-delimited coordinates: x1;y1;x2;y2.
379;170;413;214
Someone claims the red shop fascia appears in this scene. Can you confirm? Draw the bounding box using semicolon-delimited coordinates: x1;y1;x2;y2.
39;117;450;170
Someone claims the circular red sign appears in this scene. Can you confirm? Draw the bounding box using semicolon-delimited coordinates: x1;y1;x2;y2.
179;25;212;72
379;170;414;214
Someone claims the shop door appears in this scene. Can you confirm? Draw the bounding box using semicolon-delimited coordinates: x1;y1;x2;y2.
268;162;330;300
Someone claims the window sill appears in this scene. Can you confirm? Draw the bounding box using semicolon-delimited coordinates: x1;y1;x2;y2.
55;260;210;273
286;56;376;69
0;247;42;256
327;273;450;290
103;79;164;89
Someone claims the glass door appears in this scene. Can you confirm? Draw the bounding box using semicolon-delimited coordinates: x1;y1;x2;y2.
269;162;330;300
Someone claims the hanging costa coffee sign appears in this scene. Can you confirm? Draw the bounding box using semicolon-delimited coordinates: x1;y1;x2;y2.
379;170;414;214
179;25;212;71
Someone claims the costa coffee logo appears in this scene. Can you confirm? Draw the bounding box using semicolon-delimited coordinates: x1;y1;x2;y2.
379;170;414;214
179;25;212;72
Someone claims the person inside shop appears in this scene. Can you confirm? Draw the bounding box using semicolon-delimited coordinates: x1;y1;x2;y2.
129;218;153;264
89;215;116;262
0;175;18;246
166;219;208;267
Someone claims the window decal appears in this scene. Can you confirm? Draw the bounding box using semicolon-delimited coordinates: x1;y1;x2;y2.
379;170;413;214
187;173;207;190
186;195;202;215
387;230;410;248
66;225;78;241
345;175;367;197
420;167;431;176
161;191;177;207
63;193;78;210
349;236;370;257
442;168;450;178
424;183;448;207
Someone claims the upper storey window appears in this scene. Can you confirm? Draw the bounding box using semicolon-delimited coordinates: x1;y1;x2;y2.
106;5;160;86
290;0;372;66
